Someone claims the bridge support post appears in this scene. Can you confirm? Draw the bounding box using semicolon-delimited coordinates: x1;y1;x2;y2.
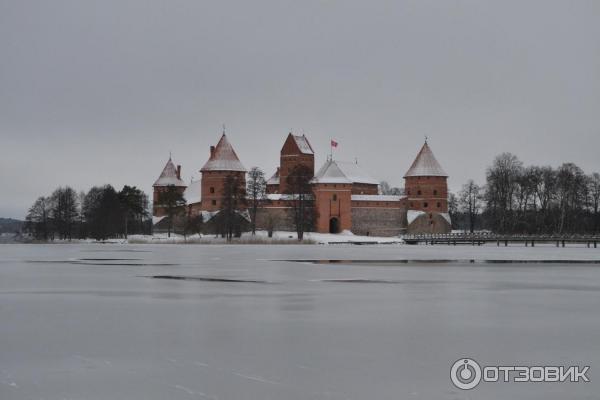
532;240;535;247
505;240;508;247
587;242;590;248
562;240;565;247
556;241;559;247
497;240;500;247
525;240;528;247
595;241;597;248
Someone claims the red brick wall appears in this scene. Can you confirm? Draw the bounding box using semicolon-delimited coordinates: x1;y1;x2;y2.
200;171;246;212
279;135;314;193
152;186;186;216
314;183;352;233
404;176;448;213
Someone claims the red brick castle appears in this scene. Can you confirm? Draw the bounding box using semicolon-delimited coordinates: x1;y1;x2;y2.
153;132;451;235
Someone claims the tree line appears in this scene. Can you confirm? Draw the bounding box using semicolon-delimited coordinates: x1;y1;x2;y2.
450;153;600;234
25;185;151;241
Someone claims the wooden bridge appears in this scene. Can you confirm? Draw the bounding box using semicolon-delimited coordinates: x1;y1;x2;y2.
403;233;600;248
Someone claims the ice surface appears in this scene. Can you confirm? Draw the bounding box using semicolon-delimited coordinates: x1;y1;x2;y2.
0;244;599;399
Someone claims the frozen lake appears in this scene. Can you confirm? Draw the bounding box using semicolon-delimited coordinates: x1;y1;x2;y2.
1;243;599;399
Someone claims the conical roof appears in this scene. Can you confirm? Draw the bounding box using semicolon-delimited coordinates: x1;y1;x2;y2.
201;134;246;172
153;157;187;187
404;142;447;177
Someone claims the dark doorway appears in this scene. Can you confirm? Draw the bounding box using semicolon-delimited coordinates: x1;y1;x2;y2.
329;217;340;234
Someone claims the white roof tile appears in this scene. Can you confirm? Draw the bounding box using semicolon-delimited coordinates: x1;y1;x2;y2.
312;160;379;185
201;134;246;172
183;179;202;204
293;135;314;154
351;194;405;201
153;158;187;187
404;142;448;177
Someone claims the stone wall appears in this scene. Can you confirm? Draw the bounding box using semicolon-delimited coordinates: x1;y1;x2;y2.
407;212;451;234
254;207;297;232
351;207;407;236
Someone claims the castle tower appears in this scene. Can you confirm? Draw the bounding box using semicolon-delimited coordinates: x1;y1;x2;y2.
200;133;247;212
152;156;187;216
311;159;378;233
404;141;448;213
278;133;315;194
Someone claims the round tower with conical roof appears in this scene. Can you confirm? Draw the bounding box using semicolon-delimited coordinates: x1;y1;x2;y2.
152;156;187;216
200;133;247;212
404;141;448;213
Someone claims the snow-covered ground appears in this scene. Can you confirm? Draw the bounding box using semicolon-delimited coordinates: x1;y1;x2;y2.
0;244;599;399
126;230;404;245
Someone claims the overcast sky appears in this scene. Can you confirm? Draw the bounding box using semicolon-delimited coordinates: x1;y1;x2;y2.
1;0;599;218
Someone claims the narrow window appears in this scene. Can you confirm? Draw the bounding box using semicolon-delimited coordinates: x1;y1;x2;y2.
332;194;337;201
417;190;422;195
210;187;215;193
437;202;441;208
211;200;217;206
433;190;438;195
423;202;428;208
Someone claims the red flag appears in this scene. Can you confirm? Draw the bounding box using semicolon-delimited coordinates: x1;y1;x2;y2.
331;140;338;148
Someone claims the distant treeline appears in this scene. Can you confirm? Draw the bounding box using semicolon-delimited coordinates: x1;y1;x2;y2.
450;153;600;234
0;218;23;234
25;185;151;241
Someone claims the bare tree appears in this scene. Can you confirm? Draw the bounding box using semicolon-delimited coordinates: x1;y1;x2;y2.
25;196;53;240
459;180;482;233
484;153;523;233
220;174;247;241
50;186;79;240
379;181;402;195
157;186;186;237
588;172;600;215
119;185;148;239
246;167;267;235
285;165;316;240
447;192;459;230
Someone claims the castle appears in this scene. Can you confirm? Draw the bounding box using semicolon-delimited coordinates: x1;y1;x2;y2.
152;132;451;235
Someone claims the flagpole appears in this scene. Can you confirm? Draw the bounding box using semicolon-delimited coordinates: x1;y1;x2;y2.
330;138;333;161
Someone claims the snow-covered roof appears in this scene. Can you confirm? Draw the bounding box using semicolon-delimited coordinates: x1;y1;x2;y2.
183;179;202;205
266;169;279;185
404;142;448;177
153;158;187;187
293;135;314;155
266;193;313;201
152;216;166;225
351;194;405;202
440;212;451;225
312;160;379;185
201;134;246;172
201;209;251;223
407;210;426;225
